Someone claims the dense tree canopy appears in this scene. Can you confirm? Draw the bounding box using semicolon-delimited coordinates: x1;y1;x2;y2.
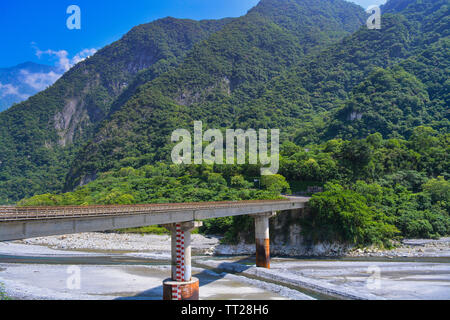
20;128;449;245
2;0;449;246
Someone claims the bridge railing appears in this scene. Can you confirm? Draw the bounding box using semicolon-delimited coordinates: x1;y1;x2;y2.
0;199;308;222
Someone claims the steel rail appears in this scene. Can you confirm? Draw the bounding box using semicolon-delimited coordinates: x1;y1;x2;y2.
0;199;308;222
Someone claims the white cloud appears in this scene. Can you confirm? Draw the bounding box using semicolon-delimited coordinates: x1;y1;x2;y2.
0;83;20;96
14;46;99;93
36;49;71;72
0;82;29;99
20;70;62;91
35;47;97;72
0;47;98;109
72;48;97;65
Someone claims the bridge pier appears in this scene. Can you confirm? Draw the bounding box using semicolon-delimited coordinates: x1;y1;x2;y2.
162;221;202;300
252;212;277;269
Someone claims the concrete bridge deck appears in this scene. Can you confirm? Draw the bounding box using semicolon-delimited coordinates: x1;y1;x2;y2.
0;198;308;223
0;198;309;300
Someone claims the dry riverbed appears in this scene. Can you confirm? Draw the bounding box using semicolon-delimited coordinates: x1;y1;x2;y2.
0;242;311;300
1;233;449;300
18;233;450;259
20;232;220;257
347;238;450;258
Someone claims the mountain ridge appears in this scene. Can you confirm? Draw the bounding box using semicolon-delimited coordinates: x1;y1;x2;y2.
64;0;367;189
0;0;448;203
0;16;234;203
65;0;449;189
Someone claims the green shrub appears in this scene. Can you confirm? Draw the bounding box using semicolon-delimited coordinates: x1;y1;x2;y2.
261;174;291;194
200;217;233;235
305;186;399;246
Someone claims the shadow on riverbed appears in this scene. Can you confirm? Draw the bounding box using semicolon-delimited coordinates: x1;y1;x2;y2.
116;257;254;300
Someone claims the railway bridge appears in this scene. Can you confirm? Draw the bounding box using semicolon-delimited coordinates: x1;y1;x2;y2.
0;198;309;300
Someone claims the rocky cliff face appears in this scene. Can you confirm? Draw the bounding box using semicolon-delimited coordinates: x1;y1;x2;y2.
215;209;354;257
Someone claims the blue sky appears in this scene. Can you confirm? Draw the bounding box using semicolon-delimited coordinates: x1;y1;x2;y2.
0;0;386;68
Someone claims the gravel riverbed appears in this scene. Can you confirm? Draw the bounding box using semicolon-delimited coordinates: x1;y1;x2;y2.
20;232;220;256
2;233;450;300
18;233;450;258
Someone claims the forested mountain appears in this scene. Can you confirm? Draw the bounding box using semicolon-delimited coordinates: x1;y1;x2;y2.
0;17;233;203
237;0;449;143
65;0;367;189
0;0;367;202
10;0;450;245
0;0;448;227
65;0;448;189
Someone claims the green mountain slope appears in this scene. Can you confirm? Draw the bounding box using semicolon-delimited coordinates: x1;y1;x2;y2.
65;0;449;189
2;0;448;204
235;0;449;144
65;0;366;189
0;17;232;203
13;0;450;245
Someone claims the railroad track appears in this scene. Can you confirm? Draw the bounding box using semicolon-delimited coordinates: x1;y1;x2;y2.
0;198;309;222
